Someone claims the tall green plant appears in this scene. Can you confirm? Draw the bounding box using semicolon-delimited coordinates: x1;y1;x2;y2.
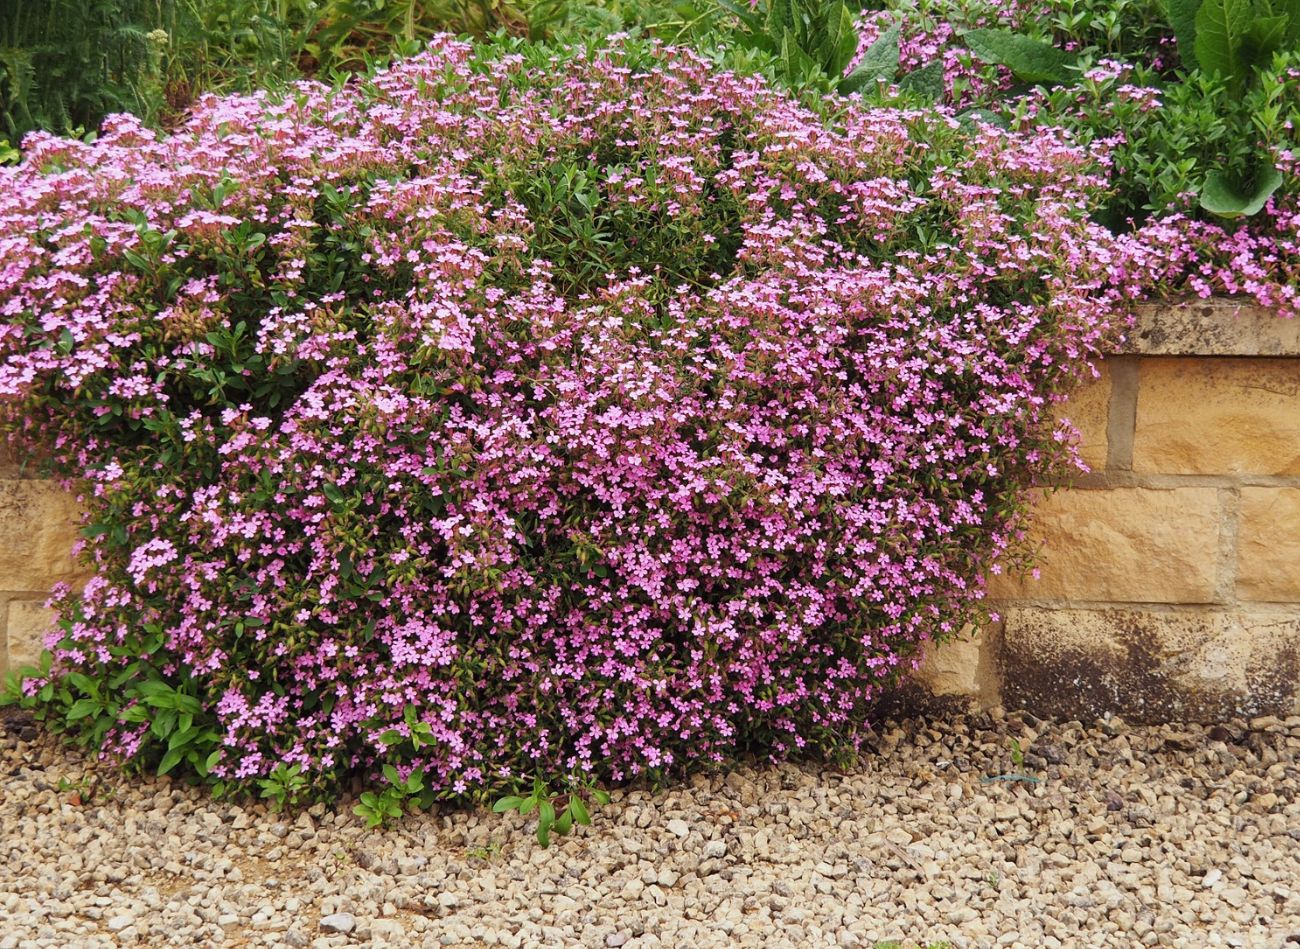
1;0;164;141
1164;0;1298;216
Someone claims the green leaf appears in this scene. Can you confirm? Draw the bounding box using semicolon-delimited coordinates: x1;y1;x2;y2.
492;795;524;813
1246;14;1289;60
1194;0;1252;85
765;0;793;36
554;808;574;836
819;2;860;76
839;26;900;93
67;698;100;720
157;747;184;776
1167;0;1203;68
570;796;591;825
957;108;1010;130
1200;166;1283;217
963;28;1076;84
167;726;197;750
591;789;611;805
780;28;819;82
538;799;556;829
897;60;945;101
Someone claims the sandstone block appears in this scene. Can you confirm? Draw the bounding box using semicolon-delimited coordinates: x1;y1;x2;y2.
988;487;1221;603
1057;364;1109;472
1133;358;1300;475
1127;301;1300;356
1237;488;1300;602
3;600;55;677
999;607;1300;722
912;629;987;698
0;480;88;592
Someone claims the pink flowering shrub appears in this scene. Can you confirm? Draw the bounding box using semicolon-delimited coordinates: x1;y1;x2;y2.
0;38;1132;800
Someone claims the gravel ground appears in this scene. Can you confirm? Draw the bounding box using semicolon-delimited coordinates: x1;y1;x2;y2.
2;707;1298;949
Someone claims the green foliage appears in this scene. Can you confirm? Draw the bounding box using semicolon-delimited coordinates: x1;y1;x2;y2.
493;775;611;847
258;763;311;810
0;0;167;141
961;28;1076;83
719;0;881;92
354;764;430;827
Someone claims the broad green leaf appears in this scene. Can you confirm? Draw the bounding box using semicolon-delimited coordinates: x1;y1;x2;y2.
897;60;945;101
957;108;1010;130
963;28;1076;84
1195;0;1252;85
1200;166;1283;217
1246;14;1289;60
820;2;860;76
570;796;591;825
157;747;184;775
839;26;900;93
780;28;819;81
1167;0;1203;68
766;0;793;36
67;698;99;720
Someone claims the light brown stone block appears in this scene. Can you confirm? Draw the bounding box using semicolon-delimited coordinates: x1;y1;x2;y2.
988;487;1221;603
1238;488;1300;602
912;629;986;698
999;607;1300;721
3;600;55;677
1133;358;1300;475
0;480;88;591
1056;364;1109;472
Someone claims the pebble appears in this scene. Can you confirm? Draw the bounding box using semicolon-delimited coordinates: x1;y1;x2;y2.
1;710;1297;947
318;913;356;934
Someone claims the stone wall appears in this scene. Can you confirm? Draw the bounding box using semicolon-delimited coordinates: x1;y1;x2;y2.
0;451;89;680
1;301;1297;723
914;300;1300;721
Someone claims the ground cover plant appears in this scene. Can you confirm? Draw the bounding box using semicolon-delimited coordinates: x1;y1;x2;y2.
0;37;1139;814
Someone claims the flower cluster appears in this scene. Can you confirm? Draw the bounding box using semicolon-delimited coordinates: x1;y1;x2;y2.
0;39;1132;795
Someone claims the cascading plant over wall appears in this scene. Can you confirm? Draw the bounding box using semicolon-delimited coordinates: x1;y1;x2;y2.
0;37;1141;812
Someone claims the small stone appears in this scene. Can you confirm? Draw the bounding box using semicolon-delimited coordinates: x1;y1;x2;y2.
319;912;357;934
703;840;727;859
605;934;629;948
437;892;460;910
1202;869;1223;889
657;868;680;888
106;915;134;932
1222;888;1248;908
666;819;690;838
